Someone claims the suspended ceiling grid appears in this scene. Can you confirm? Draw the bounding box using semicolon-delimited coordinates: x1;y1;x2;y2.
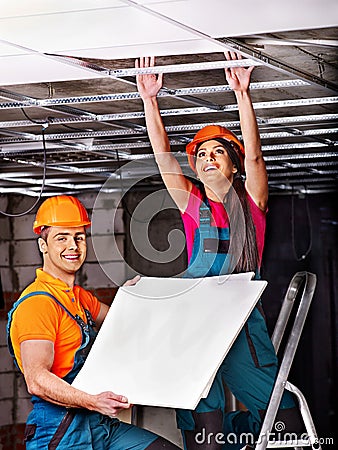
0;1;337;198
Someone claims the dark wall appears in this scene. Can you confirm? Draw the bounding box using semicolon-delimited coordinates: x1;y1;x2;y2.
123;189;187;278
124;189;337;443
261;193;337;444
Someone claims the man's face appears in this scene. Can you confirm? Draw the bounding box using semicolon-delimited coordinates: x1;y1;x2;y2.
39;226;87;275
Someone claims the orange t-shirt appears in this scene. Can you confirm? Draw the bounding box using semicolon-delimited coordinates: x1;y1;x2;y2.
10;269;101;379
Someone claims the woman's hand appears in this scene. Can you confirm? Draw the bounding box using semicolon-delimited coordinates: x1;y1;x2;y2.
136;56;163;101
224;51;254;93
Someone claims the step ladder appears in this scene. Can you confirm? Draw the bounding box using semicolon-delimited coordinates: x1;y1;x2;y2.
255;271;320;450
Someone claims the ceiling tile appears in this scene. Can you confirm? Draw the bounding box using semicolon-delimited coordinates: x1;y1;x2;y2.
64;39;225;59
1;0;124;17
0;54;105;85
0;41;31;57
141;0;338;37
0;6;199;54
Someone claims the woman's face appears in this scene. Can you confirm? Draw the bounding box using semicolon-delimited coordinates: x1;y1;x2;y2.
195;140;238;184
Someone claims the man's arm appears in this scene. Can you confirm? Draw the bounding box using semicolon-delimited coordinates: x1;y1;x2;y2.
21;339;130;416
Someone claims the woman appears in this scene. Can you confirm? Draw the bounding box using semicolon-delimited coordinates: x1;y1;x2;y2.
136;53;302;450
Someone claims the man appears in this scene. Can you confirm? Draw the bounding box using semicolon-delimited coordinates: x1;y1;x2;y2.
7;195;179;450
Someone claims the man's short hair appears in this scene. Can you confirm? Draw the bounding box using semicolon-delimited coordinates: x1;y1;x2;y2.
39;226;51;242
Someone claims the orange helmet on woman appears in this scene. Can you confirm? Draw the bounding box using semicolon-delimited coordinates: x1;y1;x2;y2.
186;125;245;173
33;195;91;234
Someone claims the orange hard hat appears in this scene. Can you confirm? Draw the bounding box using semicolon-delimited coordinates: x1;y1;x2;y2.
33;195;91;234
186;125;245;172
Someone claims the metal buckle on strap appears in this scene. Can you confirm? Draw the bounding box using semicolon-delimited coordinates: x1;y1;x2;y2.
200;208;210;220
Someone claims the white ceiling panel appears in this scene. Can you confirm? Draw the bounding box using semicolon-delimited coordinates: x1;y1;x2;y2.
73;275;266;409
0;6;198;54
139;0;338;37
0;41;31;57
0;0;124;17
65;38;225;59
0;54;105;85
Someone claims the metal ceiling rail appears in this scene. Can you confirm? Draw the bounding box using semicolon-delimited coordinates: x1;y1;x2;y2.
3;156;336;174
1;109;337;131
0;175;103;189
2;156;115;177
119;0;338;93
1;146;338;170
266;160;338;170
31;53;271;117
1;139;337;158
0;187;71;197
264;152;338;161
1;173;335;191
166;114;338;132
111;59;263;77
268;172;338;179
0;128;141;143
216;37;338;93
0;45;269;126
2;150;337;172
1;184;333;197
274;182;338;192
1;125;337;145
0;82;144;136
263;142;337;151
1;51;324;161
0;79;311;110
96;96;338;121
259;128;338;140
243;36;338;48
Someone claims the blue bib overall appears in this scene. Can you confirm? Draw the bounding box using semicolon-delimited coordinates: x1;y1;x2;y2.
177;198;299;449
7;292;161;450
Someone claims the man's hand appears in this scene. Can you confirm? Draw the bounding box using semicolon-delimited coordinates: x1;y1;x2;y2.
91;391;130;417
136;56;163;101
123;275;141;287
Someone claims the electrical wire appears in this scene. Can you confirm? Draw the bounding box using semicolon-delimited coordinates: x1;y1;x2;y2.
20;107;47;125
291;187;313;261
0;124;47;217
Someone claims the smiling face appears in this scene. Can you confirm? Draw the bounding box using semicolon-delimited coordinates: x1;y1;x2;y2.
38;226;87;284
195;139;238;185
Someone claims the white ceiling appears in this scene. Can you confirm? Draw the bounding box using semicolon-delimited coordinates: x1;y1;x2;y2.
0;1;337;197
1;0;337;85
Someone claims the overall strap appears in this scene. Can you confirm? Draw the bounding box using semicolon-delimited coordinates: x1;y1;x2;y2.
7;290;91;369
20;291;78;319
198;184;212;229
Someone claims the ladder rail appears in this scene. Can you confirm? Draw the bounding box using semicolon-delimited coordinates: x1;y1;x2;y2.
271;272;308;353
285;381;322;450
255;271;317;450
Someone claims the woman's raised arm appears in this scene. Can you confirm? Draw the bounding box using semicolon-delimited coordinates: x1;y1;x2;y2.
136;56;192;211
224;52;268;211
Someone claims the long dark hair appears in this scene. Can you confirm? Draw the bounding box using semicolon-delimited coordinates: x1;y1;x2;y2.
196;138;259;273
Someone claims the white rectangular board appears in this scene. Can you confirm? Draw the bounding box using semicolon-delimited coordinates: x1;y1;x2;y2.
72;274;267;409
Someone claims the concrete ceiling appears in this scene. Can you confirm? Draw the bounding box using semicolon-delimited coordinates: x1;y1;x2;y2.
0;1;337;198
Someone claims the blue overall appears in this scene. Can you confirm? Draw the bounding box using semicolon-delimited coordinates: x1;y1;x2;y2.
176;198;300;449
7;292;161;450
